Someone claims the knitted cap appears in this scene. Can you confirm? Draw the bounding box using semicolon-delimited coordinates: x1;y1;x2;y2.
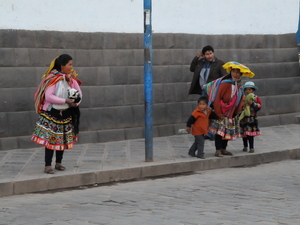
243;81;258;90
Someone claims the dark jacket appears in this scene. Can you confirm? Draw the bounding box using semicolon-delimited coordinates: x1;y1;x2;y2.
188;56;227;95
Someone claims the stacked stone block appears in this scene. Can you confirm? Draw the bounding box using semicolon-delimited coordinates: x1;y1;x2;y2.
0;30;299;150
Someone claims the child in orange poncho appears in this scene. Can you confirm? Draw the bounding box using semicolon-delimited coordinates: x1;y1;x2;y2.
186;96;211;159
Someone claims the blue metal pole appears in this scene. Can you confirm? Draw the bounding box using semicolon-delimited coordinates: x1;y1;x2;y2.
297;4;300;60
143;0;153;162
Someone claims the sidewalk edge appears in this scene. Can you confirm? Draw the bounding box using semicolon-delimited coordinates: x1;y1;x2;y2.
1;149;299;197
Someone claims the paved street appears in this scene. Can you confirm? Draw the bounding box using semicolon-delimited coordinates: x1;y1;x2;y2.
0;159;299;225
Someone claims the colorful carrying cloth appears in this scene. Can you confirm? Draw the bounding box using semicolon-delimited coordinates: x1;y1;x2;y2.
34;70;65;113
202;76;223;107
202;75;238;108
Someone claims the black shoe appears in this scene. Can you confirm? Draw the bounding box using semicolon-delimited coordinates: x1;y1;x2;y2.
196;156;205;159
188;152;196;157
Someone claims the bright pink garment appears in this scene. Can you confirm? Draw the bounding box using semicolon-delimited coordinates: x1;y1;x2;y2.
43;79;82;111
220;95;237;119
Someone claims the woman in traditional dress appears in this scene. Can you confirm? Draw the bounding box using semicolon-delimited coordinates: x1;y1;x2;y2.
32;54;82;174
205;61;255;157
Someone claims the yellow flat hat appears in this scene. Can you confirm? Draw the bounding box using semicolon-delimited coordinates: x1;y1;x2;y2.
222;61;255;78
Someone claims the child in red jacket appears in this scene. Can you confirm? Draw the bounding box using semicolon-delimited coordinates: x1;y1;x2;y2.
186;96;211;159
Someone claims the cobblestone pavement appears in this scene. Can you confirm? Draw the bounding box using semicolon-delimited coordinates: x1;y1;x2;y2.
1;159;299;225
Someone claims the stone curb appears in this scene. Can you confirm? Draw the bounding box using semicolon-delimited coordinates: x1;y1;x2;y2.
1;149;299;197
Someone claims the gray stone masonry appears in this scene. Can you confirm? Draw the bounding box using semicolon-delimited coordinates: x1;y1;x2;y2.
0;30;299;150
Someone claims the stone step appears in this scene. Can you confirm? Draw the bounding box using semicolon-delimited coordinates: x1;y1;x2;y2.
0;30;296;49
251;77;300;96
217;48;299;64
259;113;300;127
0;61;298;90
0;75;298;115
259;94;300;116
0;30;144;49
245;62;299;79
0;47;298;67
152;33;297;49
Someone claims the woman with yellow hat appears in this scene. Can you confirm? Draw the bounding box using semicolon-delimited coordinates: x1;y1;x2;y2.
32;54;82;174
207;61;255;157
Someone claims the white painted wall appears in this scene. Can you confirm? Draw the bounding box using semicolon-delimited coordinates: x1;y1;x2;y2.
0;0;299;34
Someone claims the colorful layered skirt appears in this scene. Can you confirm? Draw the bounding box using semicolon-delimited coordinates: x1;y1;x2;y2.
31;108;78;150
240;116;261;136
209;116;242;140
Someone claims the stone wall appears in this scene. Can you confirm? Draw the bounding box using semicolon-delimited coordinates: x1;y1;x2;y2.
0;30;299;150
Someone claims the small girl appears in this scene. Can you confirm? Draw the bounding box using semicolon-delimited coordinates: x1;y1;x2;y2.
239;81;262;153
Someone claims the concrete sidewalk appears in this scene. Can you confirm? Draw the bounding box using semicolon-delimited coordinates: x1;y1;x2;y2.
1;124;300;197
